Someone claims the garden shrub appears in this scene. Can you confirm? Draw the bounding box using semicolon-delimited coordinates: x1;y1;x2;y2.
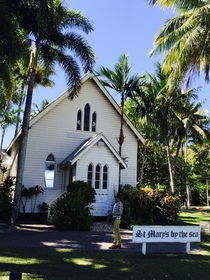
146;189;182;224
0;176;14;220
120;185;155;229
67;180;96;205
120;185;182;228
49;181;96;230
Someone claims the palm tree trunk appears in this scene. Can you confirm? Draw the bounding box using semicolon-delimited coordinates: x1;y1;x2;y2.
139;144;147;185
165;143;175;194
118;92;125;186
184;141;191;206
139;119;149;185
15;81;25;136
0;126;6;152
118;93;125;156
173;138;182;180
11;68;35;225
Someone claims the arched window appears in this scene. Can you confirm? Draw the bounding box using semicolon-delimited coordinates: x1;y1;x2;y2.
95;164;100;189
92;111;96;132
84;104;90;131
77;110;82;130
45;154;55;188
87;163;109;190
102;165;108;189
87;163;93;186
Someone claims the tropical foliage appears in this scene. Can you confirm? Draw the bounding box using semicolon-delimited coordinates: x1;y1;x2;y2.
124;62;210;194
120;184;182;229
0;176;14;220
49;181;96;230
148;0;210;86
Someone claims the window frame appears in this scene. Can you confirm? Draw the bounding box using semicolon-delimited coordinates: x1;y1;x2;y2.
76;109;82;130
44;153;55;188
92;111;96;132
84;103;90;131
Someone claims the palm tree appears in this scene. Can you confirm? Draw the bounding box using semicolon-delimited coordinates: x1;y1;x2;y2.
95;53;141;156
14;60;55;136
148;0;210;87
177;99;210;205
10;0;95;225
124;74;159;185
0;74;22;153
0;105;21;151
153;62;210;193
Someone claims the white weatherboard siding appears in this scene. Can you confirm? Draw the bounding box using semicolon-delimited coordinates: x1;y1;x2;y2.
120;125;138;186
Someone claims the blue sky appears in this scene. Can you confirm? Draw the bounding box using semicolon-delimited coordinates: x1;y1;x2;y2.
2;0;210;148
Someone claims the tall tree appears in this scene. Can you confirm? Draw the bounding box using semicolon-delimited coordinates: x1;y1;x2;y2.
95;53;141;156
0;85;21;151
124;74;158;185
9;0;95;225
125;62;210;193
0;73;22;153
148;0;210;87
155;63;210;193
14;60;55;136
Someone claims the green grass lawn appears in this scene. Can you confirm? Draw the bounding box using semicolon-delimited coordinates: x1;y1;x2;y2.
1;209;210;280
178;207;210;225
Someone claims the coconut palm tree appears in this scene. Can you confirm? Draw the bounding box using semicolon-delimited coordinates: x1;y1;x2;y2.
95;53;141;156
9;0;95;225
126;61;210;193
0;81;22;152
124;74;159;185
152;62;210;193
14;60;55;136
148;0;210;87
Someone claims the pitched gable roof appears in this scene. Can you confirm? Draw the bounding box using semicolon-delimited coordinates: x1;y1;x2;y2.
6;72;144;152
58;132;127;169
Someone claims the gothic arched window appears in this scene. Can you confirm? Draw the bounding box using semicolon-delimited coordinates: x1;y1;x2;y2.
87;163;93;186
92;111;96;132
45;153;55;188
84;104;90;131
102;165;108;189
95;164;101;189
77;109;82;130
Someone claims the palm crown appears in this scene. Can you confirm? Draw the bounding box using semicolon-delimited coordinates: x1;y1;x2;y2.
148;0;210;85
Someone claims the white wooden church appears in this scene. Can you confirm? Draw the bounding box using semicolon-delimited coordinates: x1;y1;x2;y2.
5;73;144;216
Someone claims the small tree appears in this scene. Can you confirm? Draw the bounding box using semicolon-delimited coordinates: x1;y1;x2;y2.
20;185;44;214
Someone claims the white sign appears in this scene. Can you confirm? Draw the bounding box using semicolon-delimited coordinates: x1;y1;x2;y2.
133;226;200;243
132;226;200;254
